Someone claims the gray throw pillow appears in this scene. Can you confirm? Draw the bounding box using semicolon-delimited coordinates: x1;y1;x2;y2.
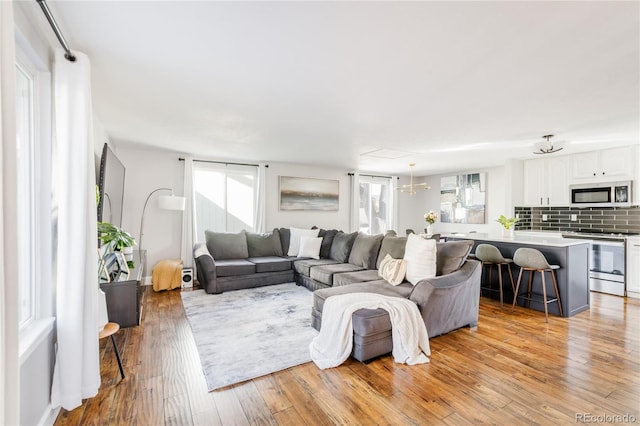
246;229;283;257
278;228;291;256
349;233;384;269
436;240;474;276
204;230;249;260
318;229;338;259
329;231;358;263
376;235;408;269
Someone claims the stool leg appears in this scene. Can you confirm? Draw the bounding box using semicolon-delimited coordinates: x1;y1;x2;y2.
497;263;504;307
526;270;534;308
512;267;524;309
507;264;516;297
551;269;563;317
111;335;125;380
540;270;549;323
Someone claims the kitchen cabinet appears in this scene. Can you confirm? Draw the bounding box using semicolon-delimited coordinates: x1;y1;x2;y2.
627;236;640;299
523;156;569;206
571;146;636;182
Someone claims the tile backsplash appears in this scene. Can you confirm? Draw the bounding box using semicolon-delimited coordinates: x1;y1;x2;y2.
514;206;640;234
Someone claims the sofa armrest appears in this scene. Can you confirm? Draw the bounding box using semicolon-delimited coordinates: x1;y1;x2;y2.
193;242;220;294
408;260;482;337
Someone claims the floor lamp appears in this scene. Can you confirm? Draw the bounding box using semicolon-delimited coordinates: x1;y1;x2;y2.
138;188;186;255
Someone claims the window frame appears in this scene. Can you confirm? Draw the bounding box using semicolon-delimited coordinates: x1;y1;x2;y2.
358;175;394;235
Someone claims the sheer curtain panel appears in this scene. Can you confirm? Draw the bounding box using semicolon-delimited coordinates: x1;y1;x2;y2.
50;49;102;410
181;158;196;269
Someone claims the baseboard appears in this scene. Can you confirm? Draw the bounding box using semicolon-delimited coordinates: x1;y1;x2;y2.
39;403;60;426
142;276;152;285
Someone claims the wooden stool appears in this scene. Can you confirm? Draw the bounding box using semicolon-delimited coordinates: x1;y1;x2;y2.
99;322;125;379
512;248;563;322
475;244;515;307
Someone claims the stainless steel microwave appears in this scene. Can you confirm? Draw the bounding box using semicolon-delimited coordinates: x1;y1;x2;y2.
570;181;632;208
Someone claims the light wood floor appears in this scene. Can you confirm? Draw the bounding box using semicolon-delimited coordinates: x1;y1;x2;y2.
55;286;640;425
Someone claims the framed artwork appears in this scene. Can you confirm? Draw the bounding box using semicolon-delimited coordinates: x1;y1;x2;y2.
114;251;130;280
279;176;339;211
439;172;486;224
98;249;110;283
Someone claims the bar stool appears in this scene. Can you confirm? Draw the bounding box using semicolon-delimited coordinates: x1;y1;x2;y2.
512;248;563;322
475;244;516;307
99;322;125;380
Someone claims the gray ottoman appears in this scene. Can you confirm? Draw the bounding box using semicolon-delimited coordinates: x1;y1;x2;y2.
352;308;393;362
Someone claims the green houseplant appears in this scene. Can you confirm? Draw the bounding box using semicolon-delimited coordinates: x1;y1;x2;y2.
98;222;136;252
496;215;519;238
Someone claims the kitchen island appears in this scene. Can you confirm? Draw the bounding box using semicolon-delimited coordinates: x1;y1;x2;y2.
447;232;591;317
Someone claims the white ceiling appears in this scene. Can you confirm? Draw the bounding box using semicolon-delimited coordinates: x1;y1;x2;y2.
37;1;640;175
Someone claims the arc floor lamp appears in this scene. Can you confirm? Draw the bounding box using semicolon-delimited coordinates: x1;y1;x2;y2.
138;188;186;254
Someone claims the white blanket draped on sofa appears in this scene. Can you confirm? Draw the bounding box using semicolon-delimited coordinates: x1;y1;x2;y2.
310;293;430;369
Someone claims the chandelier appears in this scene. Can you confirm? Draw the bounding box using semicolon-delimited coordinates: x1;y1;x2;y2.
533;134;564;154
396;163;430;195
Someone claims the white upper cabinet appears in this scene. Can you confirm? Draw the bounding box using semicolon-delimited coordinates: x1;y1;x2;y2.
523;156;569;206
571;146;636;182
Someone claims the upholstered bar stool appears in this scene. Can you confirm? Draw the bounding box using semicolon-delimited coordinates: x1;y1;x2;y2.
475;244;516;307
512;248;563;322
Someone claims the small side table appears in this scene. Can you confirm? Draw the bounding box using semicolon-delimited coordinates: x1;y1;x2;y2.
99;322;125;380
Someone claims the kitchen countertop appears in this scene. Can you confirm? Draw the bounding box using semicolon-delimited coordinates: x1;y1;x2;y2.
446;232;592;247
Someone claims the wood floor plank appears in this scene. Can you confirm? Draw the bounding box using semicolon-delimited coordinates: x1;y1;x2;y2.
54;288;640;425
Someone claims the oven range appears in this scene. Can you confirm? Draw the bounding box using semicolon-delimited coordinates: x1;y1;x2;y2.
562;230;639;296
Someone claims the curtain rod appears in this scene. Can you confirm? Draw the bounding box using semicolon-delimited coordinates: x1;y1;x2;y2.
36;0;76;62
178;158;268;168
348;172;399;180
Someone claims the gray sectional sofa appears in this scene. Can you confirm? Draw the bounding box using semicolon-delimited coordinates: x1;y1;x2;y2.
193;227;482;354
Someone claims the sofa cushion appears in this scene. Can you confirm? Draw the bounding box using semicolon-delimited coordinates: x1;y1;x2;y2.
378;254;407;286
205;230;249;260
376;235;408;269
332;269;381;286
294;258;340;277
403;234;437;285
348;233;384;270
329;231;358;262
313;280;414;313
278;228;291;256
436;240;474;276
246;230;284;257
247;256;292;273
287;227;320;256
215;259;256;277
298;236;323;259
310;263;366;286
318;229;338;259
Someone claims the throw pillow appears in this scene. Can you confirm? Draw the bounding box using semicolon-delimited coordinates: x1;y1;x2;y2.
378;254;407;286
278;228;291;255
287;227;320;256
436;240;474;276
246;229;284;257
349;233;384;269
317;229;338;259
329;231;358;263
403;233;437;285
298;236;323;259
204;230;249;260
375;234;408;269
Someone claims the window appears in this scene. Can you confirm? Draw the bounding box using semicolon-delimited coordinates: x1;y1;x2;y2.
358;176;394;235
193;163;258;240
15;61;37;328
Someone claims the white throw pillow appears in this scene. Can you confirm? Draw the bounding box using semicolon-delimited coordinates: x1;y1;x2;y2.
378;254;407;286
298;236;323;259
403;233;437;285
287;227;320;256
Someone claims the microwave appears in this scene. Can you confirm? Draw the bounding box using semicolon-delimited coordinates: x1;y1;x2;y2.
570;181;632;208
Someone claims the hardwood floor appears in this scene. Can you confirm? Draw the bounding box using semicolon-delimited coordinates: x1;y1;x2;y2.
55;286;640;425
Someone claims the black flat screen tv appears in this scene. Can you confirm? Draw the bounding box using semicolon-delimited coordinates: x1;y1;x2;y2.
97;143;125;227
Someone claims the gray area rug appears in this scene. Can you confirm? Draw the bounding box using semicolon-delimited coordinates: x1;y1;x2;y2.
181;283;318;391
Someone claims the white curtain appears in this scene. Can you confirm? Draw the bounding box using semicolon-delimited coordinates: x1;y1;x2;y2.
1;2;19;423
181;157;196;268
391;175;399;233
349;171;360;232
50;49;102;411
254;163;267;233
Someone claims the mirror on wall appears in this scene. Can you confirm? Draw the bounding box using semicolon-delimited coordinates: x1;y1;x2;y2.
439;173;486;224
97;143;125;227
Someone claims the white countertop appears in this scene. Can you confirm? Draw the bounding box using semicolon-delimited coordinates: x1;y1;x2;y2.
446;232;592;247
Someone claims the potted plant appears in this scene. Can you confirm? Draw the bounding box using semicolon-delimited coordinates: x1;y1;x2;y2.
496;214;519;238
98;221;137;259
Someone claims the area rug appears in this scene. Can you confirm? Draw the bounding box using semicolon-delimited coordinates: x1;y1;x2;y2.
181;283;318;391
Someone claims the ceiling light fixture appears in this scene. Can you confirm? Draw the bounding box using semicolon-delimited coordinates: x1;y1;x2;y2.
396;163;430;195
533;134;564;154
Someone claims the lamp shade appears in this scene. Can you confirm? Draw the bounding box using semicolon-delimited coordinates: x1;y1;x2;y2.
158;194;186;211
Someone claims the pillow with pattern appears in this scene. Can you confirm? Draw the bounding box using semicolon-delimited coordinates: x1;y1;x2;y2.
378;254;407;286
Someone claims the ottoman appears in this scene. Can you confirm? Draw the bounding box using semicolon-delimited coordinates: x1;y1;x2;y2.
352;308;393;362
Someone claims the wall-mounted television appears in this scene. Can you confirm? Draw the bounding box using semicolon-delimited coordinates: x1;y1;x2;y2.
97;143;125;227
